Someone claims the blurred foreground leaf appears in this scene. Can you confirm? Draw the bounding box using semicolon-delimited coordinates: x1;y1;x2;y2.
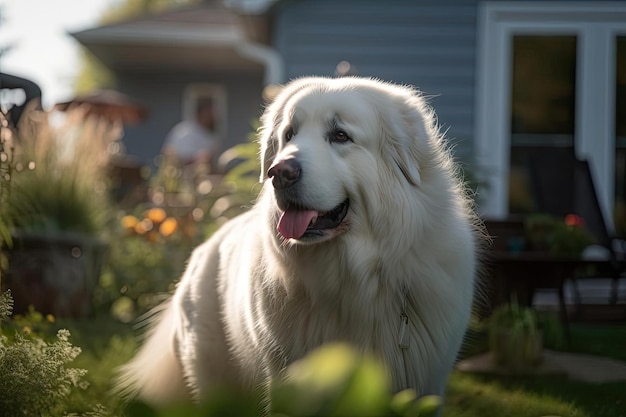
123;343;441;417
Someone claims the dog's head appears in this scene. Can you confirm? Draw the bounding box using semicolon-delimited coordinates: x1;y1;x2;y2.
258;77;445;245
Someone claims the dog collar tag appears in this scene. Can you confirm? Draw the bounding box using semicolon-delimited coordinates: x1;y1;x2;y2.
398;313;410;349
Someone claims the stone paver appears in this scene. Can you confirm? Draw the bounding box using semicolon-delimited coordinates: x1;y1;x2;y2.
456;350;626;383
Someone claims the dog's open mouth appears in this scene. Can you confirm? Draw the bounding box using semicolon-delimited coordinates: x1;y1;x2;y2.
277;199;349;240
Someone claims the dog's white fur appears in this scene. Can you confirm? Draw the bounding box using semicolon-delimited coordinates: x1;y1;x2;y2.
117;77;480;406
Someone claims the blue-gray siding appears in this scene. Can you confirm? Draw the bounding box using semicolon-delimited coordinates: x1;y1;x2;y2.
272;0;478;158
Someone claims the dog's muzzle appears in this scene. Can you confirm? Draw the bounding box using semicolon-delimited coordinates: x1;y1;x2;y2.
268;158;349;241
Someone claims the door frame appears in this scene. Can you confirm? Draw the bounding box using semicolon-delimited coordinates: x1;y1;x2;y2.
475;1;626;229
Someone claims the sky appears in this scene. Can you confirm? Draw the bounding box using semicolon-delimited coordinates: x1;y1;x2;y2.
0;0;121;109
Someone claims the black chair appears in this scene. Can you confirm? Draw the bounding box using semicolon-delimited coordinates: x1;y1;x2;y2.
529;149;625;307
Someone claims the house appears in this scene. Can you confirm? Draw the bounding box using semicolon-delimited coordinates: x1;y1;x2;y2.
72;0;626;236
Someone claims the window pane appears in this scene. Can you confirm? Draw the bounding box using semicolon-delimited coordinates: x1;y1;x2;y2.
615;36;626;237
509;35;577;214
511;36;577;136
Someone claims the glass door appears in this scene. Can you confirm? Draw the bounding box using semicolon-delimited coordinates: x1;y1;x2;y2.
508;36;577;214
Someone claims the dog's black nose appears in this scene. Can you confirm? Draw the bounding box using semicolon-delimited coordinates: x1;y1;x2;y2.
267;159;302;189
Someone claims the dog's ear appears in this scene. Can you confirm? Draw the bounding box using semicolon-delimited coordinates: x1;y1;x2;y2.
382;91;442;187
382;100;430;187
388;139;421;187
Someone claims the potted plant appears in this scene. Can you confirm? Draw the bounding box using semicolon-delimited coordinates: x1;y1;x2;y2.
525;213;595;255
0;108;113;317
488;301;543;372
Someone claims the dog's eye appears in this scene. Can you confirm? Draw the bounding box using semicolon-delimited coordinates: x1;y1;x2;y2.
331;129;351;143
284;127;295;142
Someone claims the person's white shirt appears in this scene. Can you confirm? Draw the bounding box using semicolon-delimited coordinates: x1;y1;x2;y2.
162;119;217;164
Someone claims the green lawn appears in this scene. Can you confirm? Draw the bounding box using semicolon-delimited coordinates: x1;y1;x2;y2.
566;325;626;362
445;373;625;417
51;318;626;417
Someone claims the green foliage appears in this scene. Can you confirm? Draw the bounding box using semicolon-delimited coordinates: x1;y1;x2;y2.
7;168;108;235
524;213;595;255
2;304;56;341
0;291;95;417
487;302;543;370
0;111;114;240
124;344;442;417
218;138;263;215
535;312;566;350
99;133;263;320
272;344;441;417
0;112;15;274
0;291;13;327
98;230;191;320
445;373;588;417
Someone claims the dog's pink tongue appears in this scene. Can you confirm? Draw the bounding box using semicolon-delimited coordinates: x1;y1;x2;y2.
277;209;318;239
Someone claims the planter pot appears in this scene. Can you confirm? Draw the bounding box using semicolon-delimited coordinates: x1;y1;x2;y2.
491;329;543;372
2;231;107;318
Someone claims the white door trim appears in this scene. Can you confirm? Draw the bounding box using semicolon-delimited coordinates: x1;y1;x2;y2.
475;2;626;228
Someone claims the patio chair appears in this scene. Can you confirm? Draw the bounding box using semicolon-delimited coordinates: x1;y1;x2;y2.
528;149;625;308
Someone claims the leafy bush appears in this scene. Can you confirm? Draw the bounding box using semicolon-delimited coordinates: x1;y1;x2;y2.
0;291;96;417
524;213;595;255
124;344;442;417
487;302;543;370
98;137;262;320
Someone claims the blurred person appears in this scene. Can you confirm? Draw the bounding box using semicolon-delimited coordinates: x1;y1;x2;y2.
161;98;219;172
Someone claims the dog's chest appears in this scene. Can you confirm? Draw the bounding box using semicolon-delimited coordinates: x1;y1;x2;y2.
257;286;400;375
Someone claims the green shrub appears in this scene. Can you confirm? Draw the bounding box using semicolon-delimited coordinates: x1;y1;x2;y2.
487;302;543;370
0;109;114;240
0;329;87;416
0;290;100;417
524;213;595;255
98;136;263;320
125;344;442;417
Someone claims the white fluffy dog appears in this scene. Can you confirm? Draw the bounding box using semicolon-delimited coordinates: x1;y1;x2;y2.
118;76;481;407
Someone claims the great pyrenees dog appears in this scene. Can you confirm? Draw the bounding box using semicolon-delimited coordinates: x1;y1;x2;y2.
118;76;481;408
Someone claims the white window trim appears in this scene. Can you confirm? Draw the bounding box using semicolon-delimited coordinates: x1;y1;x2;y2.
475;2;626;229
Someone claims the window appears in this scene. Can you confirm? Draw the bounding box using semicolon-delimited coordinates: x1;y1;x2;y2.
509;36;577;213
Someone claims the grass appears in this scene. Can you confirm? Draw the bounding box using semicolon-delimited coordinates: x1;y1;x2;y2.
445;322;626;417
566;325;626;362
46;316;626;417
445;373;625;417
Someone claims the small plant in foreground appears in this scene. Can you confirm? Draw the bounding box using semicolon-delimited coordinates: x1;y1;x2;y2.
125;343;441;417
0;290;96;417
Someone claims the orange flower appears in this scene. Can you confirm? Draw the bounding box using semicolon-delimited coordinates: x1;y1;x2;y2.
159;217;178;237
121;215;139;231
145;207;167;224
134;218;154;235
